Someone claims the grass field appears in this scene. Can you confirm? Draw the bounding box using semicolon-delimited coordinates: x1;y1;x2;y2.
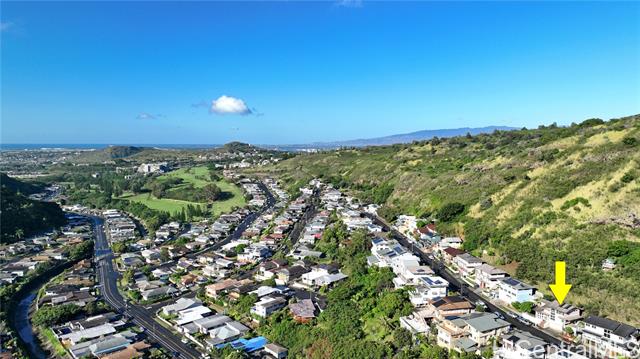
42;327;67;357
119;166;246;216
159;166;211;188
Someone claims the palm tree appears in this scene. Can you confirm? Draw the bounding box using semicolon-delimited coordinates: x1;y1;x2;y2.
14;229;24;240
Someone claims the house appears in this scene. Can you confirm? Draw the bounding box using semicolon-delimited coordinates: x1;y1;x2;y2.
60;323;118;345
68;332;136;358
300;265;347;288
205;321;250;348
453;253;483;279
214;336;268;354
141;286;178;301
140;249;160;263
89;335;133;357
162;298;201;316
494;330;549;359
256;260;288;281
119;253;143;268
289;299;316;323
68;313;119;331
401;296;474;334
534;300;582;333
400;309;433;335
498;278;536;304
275;265;310;285
237;244;271;263
430;296;475;319
101;341;151;359
475;264;508;291
175;305;212;327
546;350;589;359
249;286;284;298
580;316;640;359
601;258;616;271
392;265;434;288
251;296;287;317
439;237;463;249
151;268;171;281
442;247;465;265
206;279;245;299
289;246;323;260
264;343;288;359
193;314;232;335
437;312;510;353
409;275;449;306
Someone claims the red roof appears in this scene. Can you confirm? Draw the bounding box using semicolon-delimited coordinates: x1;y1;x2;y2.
417;223;437;234
443;247;465;257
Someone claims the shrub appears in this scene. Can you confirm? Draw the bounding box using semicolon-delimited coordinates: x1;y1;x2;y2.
622;137;638;146
437;202;465;222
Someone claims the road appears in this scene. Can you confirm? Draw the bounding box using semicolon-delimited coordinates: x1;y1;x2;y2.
92;181;276;358
286;188;320;249
94;217;202;359
367;214;579;350
154;182;277;270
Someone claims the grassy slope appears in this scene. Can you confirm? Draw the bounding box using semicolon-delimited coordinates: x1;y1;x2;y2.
258;115;640;324
120;166;245;215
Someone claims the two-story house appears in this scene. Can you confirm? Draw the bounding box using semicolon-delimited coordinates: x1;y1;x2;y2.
534;299;582;333
475;264;508;291
453;253;484;279
580;316;639;359
409;275;449;307
498;278;536;304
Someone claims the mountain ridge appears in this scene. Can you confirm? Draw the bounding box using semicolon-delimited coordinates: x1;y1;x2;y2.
258;114;640;324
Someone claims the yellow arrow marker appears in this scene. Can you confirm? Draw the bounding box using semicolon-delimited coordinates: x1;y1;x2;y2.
549;261;572;304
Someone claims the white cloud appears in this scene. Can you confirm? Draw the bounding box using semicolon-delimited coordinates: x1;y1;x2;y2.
335;0;363;8
137;112;163;120
210;95;252;115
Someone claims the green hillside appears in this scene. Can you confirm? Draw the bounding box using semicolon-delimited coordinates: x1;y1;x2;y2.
0;173;46;195
0;175;66;244
259;115;640;324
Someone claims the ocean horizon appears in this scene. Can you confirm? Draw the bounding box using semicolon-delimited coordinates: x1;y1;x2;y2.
0;144;226;151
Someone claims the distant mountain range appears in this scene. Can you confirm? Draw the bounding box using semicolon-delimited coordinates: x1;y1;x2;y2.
264;125;517;151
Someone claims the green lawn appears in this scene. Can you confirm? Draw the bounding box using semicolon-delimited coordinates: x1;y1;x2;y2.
159;166;212;188
120;192;207;213
119;166;246;216
363;316;392;342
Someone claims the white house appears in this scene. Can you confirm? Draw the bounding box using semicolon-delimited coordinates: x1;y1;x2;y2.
534;299;582;333
494;330;548;359
453;253;483;279
580;316;639;359
439;237;463;249
250;296;287;318
475;264;508;291
498;278;536;304
409;275;449;306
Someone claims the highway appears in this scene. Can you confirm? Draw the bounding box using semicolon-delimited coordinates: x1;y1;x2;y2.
92;181;276;359
368;214;579;351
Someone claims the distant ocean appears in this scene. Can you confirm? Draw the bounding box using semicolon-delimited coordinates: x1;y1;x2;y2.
0;144;224;151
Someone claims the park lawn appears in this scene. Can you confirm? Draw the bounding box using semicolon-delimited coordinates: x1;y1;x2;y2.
158;166;211;188
119;193;206;214
42;327;67;357
119;179;245;216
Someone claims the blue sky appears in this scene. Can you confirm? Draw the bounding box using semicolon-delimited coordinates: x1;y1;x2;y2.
1;1;639;145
